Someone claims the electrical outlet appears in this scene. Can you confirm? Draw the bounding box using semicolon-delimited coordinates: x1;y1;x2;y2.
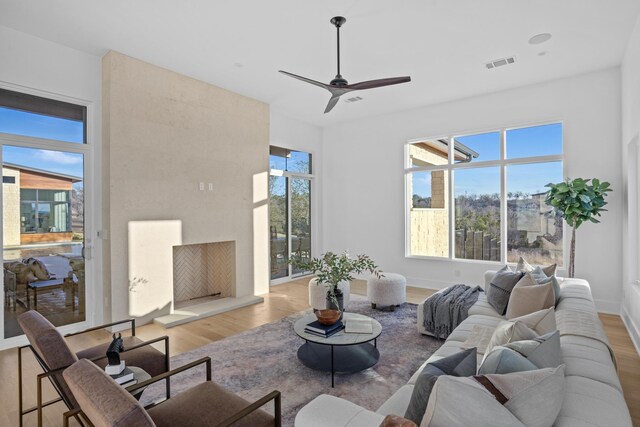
208;183;213;191
199;182;204;191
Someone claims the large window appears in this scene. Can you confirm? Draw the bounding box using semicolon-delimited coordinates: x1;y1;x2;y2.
1;88;88;341
406;122;563;265
0;88;86;143
269;146;313;282
20;189;72;233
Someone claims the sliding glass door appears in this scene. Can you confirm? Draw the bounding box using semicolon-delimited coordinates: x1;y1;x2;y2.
0;87;93;345
269;146;313;283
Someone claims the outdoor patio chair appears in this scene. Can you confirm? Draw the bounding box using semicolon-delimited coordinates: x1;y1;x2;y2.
17;310;170;427
62;357;282;427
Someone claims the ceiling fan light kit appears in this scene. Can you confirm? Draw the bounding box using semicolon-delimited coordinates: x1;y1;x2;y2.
279;16;411;113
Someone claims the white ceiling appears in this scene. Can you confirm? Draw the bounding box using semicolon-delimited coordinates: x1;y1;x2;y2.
1;0;639;127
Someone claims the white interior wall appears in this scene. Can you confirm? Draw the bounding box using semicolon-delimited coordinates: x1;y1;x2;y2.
269;110;324;270
0;26;103;346
322;68;622;313
621;13;640;353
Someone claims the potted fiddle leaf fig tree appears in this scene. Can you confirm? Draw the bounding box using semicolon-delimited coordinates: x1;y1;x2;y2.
292;251;382;312
545;178;611;278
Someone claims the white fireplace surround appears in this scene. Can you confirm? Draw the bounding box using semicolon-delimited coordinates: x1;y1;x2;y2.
127;221;263;328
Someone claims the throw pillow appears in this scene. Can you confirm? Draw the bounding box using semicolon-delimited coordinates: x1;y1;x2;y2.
539;276;562;306
487;265;523;315
479;330;562;374
483;308;557;360
526;266;562;306
421;366;566;427
505;273;555;319
404;348;477;425
504;330;562;368
515;257;557;277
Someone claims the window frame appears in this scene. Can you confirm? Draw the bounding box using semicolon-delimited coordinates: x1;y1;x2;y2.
268;145;316;285
0;81;98;349
405;121;564;266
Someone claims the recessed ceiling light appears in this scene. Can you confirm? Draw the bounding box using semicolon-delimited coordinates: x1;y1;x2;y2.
529;33;552;45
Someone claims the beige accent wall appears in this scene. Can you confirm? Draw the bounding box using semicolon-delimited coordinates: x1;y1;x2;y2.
2;167;20;246
410;209;449;257
102;51;269;324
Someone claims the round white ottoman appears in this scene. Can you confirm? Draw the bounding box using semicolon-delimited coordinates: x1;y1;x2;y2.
367;273;406;310
308;278;350;310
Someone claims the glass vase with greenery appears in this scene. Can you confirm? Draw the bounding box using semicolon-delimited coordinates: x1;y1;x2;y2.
292;251;382;310
545;178;611;278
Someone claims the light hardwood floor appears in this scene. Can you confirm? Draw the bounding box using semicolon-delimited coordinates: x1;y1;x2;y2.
1;278;638;426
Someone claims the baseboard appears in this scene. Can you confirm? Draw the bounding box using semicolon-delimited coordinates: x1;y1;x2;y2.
621;305;640;356
593;299;621;315
404;276;453;291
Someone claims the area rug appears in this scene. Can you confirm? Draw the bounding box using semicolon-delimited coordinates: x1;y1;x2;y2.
140;296;442;426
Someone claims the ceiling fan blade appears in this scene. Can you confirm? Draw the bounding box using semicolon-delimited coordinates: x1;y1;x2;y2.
346;76;411;90
324;94;342;114
279;70;331;91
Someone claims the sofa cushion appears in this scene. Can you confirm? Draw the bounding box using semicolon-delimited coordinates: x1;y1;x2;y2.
296;394;385;427
554;376;631;427
505;273;555;319
559;334;622;392
479;330;561;374
468;292;504;318
404;348;477;424
148;382;274;427
377;385;414;417
422;366;565;427
486;266;523;315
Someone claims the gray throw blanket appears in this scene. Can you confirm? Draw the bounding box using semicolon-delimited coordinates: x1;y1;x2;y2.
423;284;481;339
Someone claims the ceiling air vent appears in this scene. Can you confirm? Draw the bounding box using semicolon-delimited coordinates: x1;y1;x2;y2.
485;56;516;70
344;96;363;103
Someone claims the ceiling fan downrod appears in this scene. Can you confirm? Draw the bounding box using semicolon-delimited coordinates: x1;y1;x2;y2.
330;16;348;86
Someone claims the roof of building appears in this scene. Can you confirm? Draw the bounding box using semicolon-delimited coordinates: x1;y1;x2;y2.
2;162;82;182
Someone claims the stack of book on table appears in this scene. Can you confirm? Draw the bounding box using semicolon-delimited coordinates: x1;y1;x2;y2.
109;367;137;387
305;319;344;338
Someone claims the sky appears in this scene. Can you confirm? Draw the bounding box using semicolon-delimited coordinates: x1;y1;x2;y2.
0;106;561;198
0;107;84;180
413;123;563;198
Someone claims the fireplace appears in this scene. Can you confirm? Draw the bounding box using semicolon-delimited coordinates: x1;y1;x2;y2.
173;241;235;308
128;220;264;329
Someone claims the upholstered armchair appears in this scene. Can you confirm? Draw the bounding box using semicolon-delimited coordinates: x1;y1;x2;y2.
17;310;170;427
62;357;282;427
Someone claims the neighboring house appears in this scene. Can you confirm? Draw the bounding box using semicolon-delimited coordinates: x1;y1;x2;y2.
508;192;561;251
2;163;81;246
409;140;478;257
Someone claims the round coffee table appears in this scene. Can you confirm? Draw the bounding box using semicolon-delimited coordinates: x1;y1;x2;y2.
294;312;382;387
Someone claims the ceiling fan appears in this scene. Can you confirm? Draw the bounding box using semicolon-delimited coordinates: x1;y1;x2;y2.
279;16;411;114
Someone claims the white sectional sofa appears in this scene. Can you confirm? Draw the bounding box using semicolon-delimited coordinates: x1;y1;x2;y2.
295;272;632;427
